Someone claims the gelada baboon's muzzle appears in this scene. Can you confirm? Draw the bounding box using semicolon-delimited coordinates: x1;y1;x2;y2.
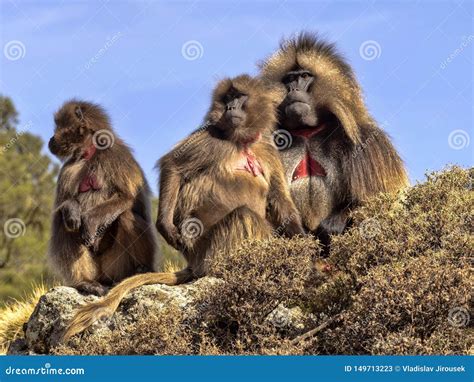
225;95;248;128
283;71;318;127
48;136;60;155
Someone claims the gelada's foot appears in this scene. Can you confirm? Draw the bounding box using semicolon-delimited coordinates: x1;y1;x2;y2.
136;265;153;274
75;281;109;296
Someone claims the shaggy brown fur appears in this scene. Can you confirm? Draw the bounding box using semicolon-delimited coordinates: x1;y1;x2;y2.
259;32;409;246
48;100;158;296
62;75;303;341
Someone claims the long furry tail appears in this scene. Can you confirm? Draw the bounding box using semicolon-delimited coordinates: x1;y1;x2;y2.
62;268;193;342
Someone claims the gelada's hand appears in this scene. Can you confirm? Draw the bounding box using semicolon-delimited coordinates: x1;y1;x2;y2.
156;220;181;249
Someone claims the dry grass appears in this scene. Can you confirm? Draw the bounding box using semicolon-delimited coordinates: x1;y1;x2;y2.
162;259;185;273
0;282;49;354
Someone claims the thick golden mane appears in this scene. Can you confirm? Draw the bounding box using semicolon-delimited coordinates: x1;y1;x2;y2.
259;32;373;144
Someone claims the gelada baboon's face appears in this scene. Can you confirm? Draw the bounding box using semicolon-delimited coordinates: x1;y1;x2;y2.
49;102;90;158
280;67;318;129
210;75;276;143
221;87;249;130
49;101;112;159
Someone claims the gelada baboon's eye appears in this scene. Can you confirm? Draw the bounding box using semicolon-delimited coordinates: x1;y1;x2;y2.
282;74;293;84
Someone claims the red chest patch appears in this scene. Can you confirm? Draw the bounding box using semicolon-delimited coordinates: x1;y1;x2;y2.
79;174;101;193
78;143;102;193
289;125;327;182
292;151;326;181
245;151;264;177
236;149;264;177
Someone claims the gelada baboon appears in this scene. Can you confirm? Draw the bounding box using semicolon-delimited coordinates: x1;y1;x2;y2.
48;100;158;296
62;75;303;341
260;32;408;246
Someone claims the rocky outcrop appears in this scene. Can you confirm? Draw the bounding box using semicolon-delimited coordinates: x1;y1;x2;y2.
8;277;310;355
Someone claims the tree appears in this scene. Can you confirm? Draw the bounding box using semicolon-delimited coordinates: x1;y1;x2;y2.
0;96;58;305
0;96;18;131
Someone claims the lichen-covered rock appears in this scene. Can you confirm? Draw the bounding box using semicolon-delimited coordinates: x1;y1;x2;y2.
25;286;86;353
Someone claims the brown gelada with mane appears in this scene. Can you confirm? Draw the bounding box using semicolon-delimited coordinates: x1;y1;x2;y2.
259;32;409;249
48;100;159;297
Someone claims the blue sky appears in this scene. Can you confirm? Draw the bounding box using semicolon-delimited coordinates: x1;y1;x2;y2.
1;0;472;190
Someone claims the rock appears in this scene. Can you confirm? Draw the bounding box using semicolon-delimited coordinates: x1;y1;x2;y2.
8;277;311;355
265;304;308;331
7;338;29;355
